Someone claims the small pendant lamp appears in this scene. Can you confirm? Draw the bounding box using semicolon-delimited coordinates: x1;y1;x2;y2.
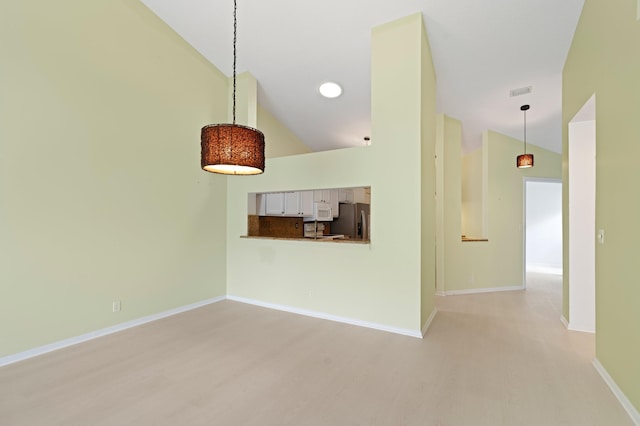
201;0;265;175
516;104;534;168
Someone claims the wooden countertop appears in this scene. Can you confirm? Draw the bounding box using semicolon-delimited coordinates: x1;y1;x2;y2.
461;236;489;242
241;236;370;245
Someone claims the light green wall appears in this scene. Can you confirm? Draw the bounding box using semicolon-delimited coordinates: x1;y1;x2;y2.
441;129;561;292
420;16;437;328
231;72;258;127
226;14;434;333
257;106;312;158
461;148;483;237
0;0;230;357
563;0;640;410
435;115;462;294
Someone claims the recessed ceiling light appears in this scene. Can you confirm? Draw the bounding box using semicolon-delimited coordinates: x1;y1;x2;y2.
319;82;342;98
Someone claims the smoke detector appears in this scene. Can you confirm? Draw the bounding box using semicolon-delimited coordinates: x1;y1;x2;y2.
510;86;532;97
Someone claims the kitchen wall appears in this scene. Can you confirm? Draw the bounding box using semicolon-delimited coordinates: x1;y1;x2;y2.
563;0;640;414
226;14;435;335
437;118;562;294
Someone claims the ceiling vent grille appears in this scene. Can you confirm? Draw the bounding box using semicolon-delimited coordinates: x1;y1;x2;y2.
510;86;532;97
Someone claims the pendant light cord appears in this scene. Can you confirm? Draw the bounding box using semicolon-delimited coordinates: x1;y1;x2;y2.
523;108;527;154
232;0;237;125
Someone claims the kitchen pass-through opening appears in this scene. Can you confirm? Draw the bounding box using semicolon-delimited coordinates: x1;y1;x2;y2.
247;187;371;242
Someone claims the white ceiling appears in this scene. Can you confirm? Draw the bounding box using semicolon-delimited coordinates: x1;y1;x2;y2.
140;0;584;154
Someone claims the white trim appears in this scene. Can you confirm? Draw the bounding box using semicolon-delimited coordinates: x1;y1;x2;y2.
593;358;640;424
227;295;422;338
441;285;524;296
435;291;446;297
421;308;438;337
561;314;595;334
526;264;563;275
0;296;225;367
567;322;595;334
560;315;569;329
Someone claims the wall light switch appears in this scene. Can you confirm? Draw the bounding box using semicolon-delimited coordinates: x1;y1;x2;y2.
597;229;605;244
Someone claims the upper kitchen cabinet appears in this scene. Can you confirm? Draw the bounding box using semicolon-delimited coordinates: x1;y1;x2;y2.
337;189;354;204
253;187;370;219
286;190;314;216
264;192;285;215
264;191;313;217
314;189;339;218
352;187;371;204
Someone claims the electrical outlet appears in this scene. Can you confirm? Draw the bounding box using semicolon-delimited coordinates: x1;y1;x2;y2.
112;300;121;312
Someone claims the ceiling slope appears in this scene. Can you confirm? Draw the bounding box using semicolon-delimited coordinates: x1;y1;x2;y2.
140;0;584;153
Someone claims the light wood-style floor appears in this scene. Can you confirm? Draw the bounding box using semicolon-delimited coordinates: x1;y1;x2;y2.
0;273;632;425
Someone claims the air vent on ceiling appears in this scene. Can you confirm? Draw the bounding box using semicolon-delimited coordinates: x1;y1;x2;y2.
510;86;532;97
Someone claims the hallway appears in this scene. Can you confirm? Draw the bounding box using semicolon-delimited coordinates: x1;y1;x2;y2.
432;272;622;424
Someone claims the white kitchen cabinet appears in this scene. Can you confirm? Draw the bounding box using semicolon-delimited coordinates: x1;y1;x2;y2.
313;190;330;203
284;191;313;216
297;191;314;216
283;192;299;216
265;191;313;217
314;189;339;218
337;188;354;204
352;187;371;204
265;192;285;215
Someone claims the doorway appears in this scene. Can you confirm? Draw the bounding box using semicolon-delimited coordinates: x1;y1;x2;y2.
524;179;563;276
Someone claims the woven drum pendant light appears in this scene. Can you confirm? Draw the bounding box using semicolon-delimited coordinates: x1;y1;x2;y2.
201;0;265;175
516;104;534;168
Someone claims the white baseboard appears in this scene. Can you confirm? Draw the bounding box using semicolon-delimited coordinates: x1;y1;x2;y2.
435;291;446;297
227;295;423;338
560;315;595;333
0;296;225;368
526;264;563;275
593;358;640;425
560;315;569;328
421;308;438;337
441;285;524;296
567;322;595;334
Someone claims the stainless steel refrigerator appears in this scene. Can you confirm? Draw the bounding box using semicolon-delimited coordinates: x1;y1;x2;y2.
331;203;370;240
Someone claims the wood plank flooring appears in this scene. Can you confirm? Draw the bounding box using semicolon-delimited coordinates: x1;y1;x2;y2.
0;273;632;425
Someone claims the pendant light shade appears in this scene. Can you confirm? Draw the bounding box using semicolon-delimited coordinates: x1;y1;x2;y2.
516;104;534;169
201;124;265;175
200;0;265;175
516;153;534;168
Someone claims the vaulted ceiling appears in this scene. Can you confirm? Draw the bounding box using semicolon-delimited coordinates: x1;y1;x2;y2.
141;0;584;154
